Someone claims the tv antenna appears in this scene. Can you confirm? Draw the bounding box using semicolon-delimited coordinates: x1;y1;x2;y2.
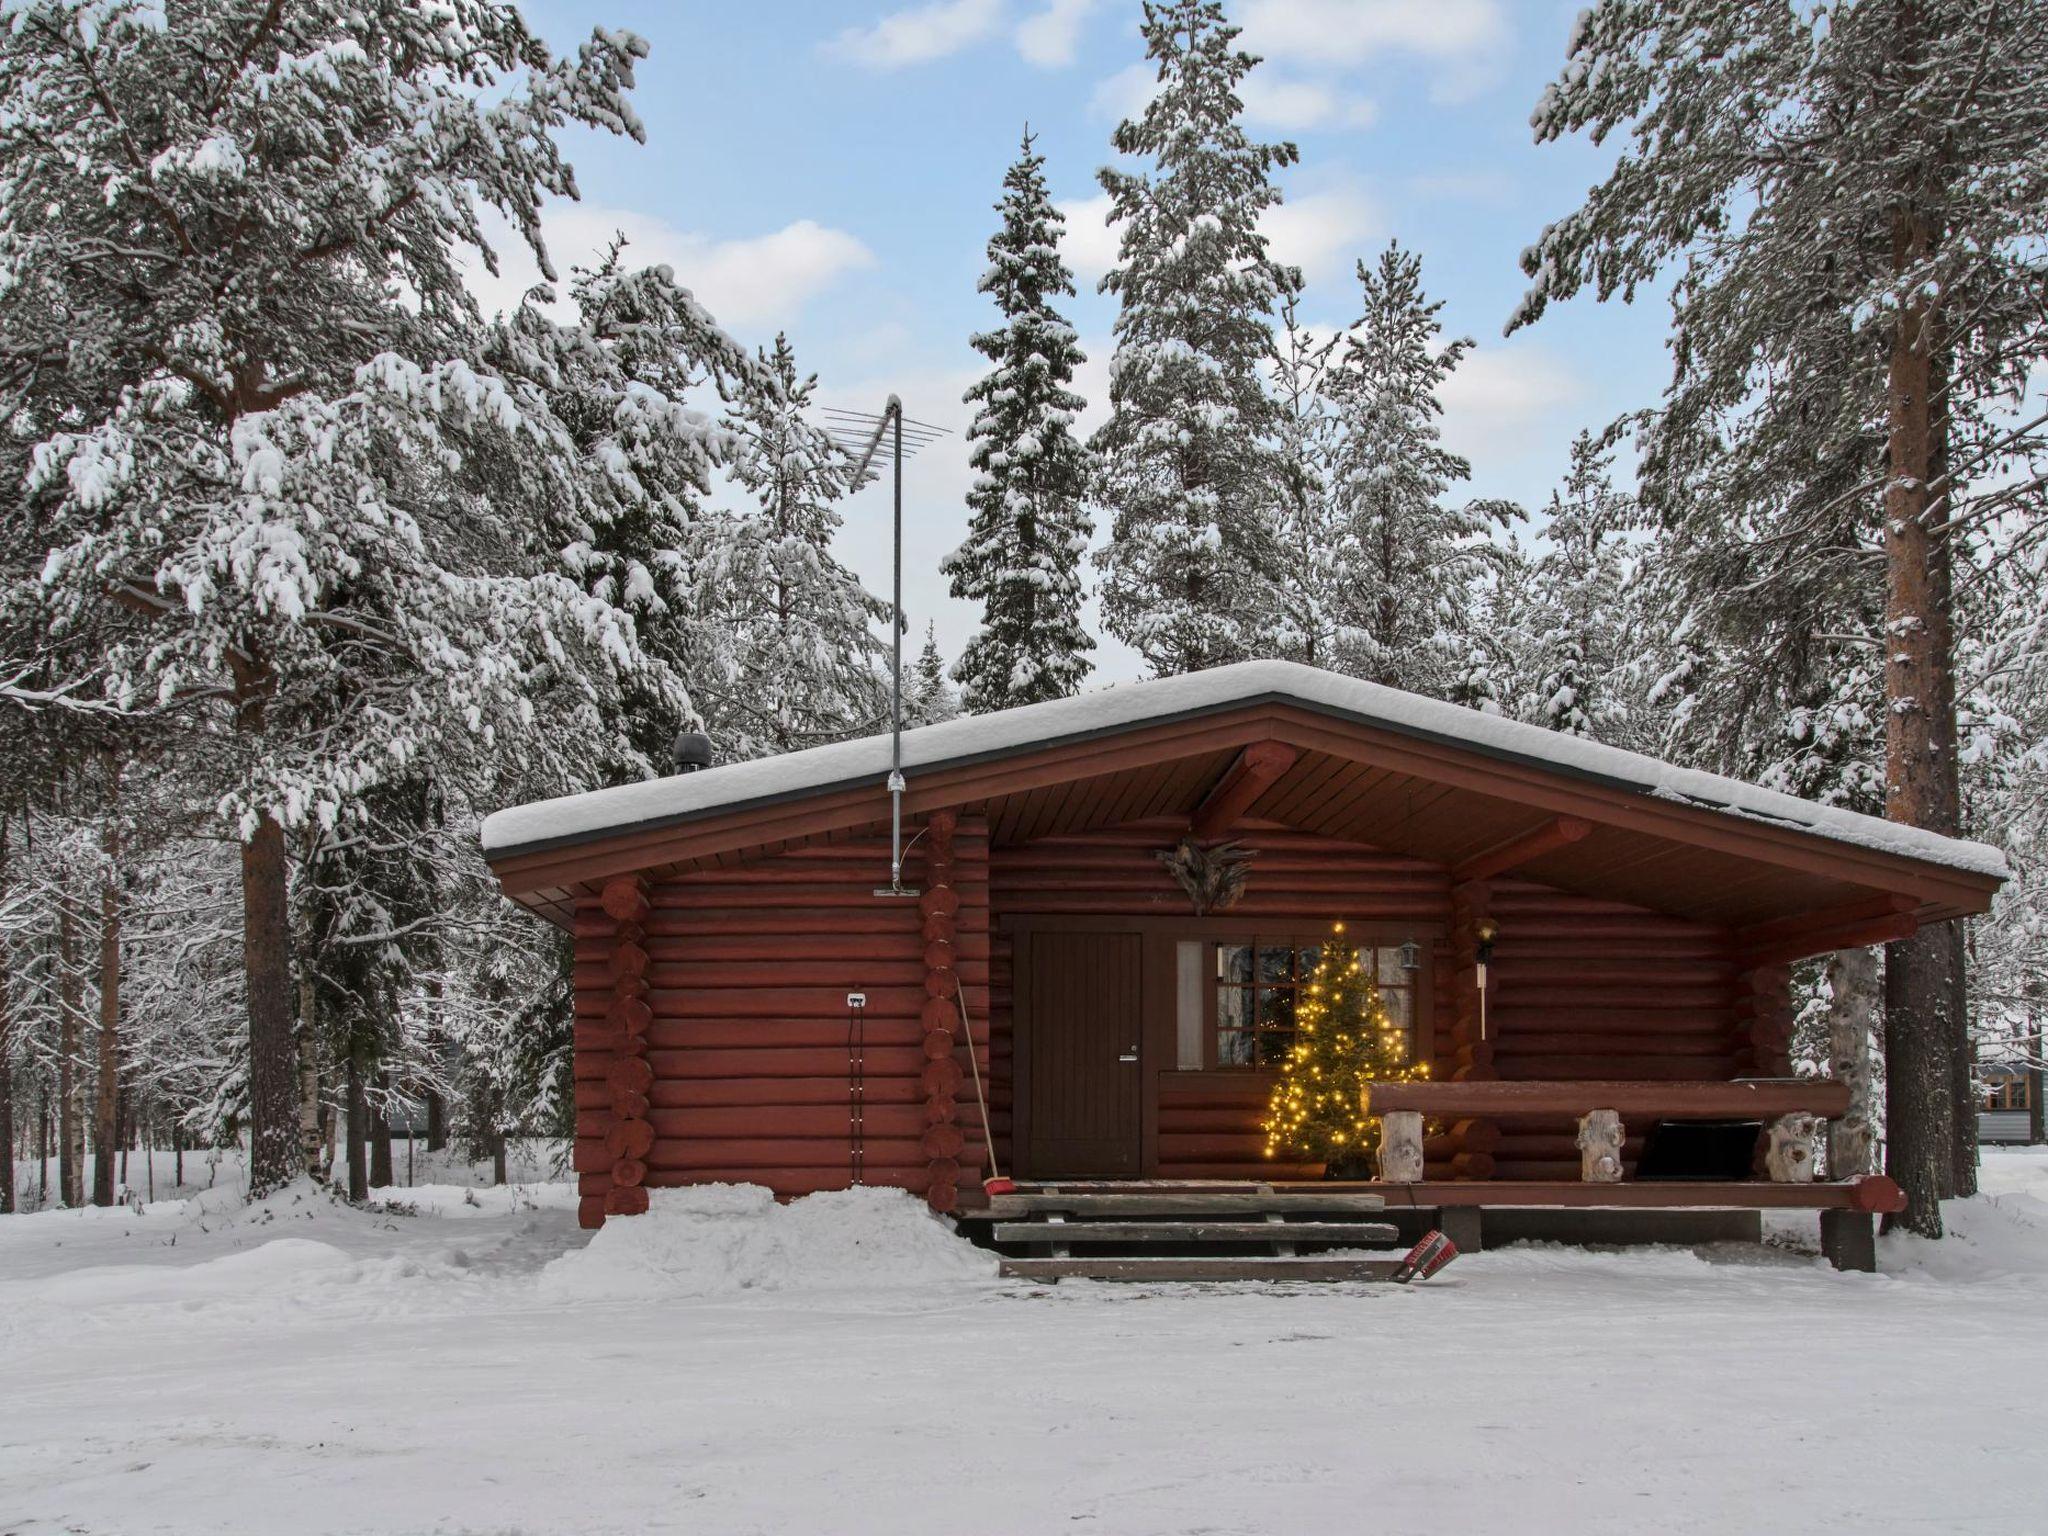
821;398;950;899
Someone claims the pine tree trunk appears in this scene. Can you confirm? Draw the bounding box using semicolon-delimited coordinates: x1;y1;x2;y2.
91;814;121;1209
1879;199;1955;1236
0;854;13;1214
425;1088;446;1153
298;972;325;1179
369;1069;393;1189
0;950;13;1215
344;1034;368;1202
58;901;83;1208
241;812;300;1197
38;1085;49;1207
425;973;446;1152
1925;337;1977;1201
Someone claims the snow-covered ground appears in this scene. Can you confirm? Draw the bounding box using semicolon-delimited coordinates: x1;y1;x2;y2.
3;1152;2045;1535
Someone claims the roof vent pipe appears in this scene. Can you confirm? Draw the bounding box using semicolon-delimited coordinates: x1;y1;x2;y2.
672;728;713;775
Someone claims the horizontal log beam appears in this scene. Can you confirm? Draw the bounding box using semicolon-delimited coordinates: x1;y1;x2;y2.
1189;741;1301;840
1453;816;1593;882
1740;910;1920;969
1364;1077;1849;1120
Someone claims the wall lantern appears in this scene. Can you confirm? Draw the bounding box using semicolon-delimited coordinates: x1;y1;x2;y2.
1397;938;1422;972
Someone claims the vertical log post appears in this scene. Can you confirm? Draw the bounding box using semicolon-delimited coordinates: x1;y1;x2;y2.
1577;1109;1624;1182
597;875;654;1225
919;811;963;1213
1377;1110;1424;1183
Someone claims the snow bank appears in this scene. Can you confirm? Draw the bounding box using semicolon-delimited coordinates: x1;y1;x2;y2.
537;1183;997;1301
481;658;2008;878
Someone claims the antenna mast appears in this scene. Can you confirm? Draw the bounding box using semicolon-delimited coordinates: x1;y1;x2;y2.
821;398;949;898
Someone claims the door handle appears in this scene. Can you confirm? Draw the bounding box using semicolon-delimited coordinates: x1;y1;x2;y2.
1118;1050;1138;1062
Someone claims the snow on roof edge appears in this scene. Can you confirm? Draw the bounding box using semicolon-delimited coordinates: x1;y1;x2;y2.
480;660;2010;882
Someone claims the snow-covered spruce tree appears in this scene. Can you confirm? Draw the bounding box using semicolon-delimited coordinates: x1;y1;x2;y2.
4;1;656;1195
1326;243;1517;696
945;130;1094;713
714;333;886;756
1092;0;1299;676
905;623;961;727
1514;0;2048;1231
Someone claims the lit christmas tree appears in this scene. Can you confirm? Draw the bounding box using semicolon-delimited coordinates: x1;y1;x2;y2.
1261;923;1428;1175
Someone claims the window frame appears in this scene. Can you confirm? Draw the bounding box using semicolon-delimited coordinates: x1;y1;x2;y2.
1197;927;1431;1075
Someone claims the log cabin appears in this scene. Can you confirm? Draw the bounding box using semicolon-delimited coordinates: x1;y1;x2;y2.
481;661;2007;1271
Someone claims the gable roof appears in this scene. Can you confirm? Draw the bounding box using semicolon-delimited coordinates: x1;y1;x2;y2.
483;659;2007;881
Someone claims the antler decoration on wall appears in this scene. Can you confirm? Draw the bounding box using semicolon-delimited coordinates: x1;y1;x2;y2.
1157;837;1256;915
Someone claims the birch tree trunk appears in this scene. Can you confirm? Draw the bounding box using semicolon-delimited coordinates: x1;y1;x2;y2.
1825;947;1880;1178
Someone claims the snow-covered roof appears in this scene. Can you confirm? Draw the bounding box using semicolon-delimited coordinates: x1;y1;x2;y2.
480;659;2009;880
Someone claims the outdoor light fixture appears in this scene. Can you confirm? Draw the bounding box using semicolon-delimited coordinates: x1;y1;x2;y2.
1398;938;1421;972
1474;919;1499;1040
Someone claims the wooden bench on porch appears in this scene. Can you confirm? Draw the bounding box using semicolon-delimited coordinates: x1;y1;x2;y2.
1360;1078;1902;1271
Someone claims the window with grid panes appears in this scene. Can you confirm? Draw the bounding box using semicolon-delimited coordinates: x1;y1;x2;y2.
1212;937;1417;1069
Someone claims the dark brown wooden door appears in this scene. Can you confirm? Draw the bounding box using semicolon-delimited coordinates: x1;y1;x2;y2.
1023;931;1143;1177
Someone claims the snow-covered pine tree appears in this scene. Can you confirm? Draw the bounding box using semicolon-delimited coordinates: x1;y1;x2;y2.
1513;0;2048;1232
1326;243;1517;695
1092;0;1299;676
1528;432;1636;740
1267;287;1345;668
493;241;760;781
4;1;657;1194
715;334;887;756
945;130;1094;713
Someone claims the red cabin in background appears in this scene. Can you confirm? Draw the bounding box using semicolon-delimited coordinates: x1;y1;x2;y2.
480;662;2004;1260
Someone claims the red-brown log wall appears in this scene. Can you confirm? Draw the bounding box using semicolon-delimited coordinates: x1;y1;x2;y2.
572;821;991;1210
572;814;1746;1211
985;819;1744;1181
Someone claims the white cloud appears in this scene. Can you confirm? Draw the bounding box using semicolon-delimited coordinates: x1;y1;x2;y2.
1259;182;1379;282
829;0;1005;69
1439;343;1585;466
1239;0;1507;67
1240;73;1378;132
1088;61;1158;122
1054;192;1120;283
1055;181;1375;289
465;206;874;332
1238;0;1511;103
1014;0;1097;66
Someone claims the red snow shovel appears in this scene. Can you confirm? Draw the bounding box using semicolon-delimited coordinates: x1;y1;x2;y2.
1391;1230;1459;1284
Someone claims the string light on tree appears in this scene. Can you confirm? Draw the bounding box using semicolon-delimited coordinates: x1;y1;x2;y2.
1260;922;1428;1176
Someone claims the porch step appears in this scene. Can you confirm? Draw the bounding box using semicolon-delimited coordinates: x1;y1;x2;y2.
990;1219;1399;1245
1000;1255;1406;1283
986;1190;1387;1218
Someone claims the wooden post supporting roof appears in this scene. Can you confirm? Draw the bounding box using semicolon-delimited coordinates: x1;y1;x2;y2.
1189;741;1299;840
1453;816;1592;882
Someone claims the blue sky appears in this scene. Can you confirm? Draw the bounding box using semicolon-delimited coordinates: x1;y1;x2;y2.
484;0;1672;684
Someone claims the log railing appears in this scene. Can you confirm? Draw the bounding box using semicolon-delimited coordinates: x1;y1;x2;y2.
1364;1078;1851;1192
